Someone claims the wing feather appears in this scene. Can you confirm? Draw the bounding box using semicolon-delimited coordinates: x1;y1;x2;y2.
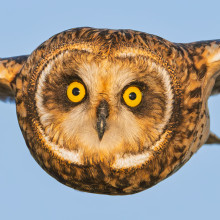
0;55;28;101
206;132;220;144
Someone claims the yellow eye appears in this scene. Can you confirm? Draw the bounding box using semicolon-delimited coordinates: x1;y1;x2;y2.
67;81;86;103
123;86;142;107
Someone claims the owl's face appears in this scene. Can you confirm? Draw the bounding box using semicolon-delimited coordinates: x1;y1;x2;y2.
14;27;216;194
35;49;173;167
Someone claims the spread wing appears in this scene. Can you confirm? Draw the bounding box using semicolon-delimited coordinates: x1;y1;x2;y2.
0;55;28;101
206;132;220;144
181;40;220;145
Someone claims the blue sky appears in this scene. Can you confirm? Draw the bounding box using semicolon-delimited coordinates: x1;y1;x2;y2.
0;0;220;219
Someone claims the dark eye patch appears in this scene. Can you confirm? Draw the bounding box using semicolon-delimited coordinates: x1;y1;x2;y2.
121;80;166;119
41;70;87;112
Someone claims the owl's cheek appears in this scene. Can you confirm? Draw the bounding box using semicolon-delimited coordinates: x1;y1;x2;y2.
60;118;132;161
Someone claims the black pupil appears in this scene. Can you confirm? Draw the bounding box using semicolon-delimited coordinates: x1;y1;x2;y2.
129;92;136;100
72;87;80;96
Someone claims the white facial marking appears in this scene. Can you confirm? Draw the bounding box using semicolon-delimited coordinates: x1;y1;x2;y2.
35;52;82;164
152;63;173;134
113;58;174;169
116;52;137;58
38;125;82;164
113;152;152;169
35;49;174;168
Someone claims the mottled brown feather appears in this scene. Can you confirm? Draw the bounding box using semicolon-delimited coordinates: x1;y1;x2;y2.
0;55;28;101
1;28;220;195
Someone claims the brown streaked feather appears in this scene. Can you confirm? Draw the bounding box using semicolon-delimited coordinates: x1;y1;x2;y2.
0;55;28;101
4;27;220;195
181;40;220;95
206;132;220;144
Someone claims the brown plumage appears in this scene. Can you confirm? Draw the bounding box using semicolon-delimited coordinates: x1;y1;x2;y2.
0;27;220;195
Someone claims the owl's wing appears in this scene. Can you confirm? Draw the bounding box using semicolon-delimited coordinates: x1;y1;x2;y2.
0;55;28;101
211;75;220;95
181;40;220;96
206;132;220;144
181;40;220;145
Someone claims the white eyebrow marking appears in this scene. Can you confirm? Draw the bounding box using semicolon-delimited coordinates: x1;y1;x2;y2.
116;52;137;58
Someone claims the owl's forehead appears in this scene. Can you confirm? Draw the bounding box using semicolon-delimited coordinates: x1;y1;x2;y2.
31;27;174;89
75;55;140;92
46;47;157;93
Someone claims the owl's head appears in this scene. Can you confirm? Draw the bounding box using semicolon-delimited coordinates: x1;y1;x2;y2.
7;27;220;194
32;36;180;166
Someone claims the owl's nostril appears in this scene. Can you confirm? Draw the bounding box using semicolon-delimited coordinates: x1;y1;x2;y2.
96;100;109;140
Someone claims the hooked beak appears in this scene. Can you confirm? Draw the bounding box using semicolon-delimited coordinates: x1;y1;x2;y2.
96;100;109;141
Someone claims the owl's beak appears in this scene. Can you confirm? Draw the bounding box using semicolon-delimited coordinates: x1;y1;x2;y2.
96;100;109;141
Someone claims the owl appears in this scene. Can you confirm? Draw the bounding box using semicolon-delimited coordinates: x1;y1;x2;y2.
0;27;220;195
